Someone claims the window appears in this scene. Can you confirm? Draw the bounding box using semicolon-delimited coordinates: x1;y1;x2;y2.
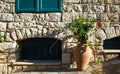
15;0;62;12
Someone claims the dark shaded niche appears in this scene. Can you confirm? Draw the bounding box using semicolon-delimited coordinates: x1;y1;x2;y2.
20;38;62;61
103;37;120;49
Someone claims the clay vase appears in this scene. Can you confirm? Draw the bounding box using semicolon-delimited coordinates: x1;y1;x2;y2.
73;44;93;71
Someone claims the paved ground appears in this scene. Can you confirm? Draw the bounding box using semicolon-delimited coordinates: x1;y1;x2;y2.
11;69;91;74
12;58;120;74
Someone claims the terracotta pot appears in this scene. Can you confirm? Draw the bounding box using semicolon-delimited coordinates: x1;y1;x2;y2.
73;44;93;71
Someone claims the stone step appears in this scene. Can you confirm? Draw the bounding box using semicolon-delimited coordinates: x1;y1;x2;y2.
12;71;91;74
11;69;91;74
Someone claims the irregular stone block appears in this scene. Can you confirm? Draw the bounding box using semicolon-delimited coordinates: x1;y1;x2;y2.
62;12;74;22
32;14;45;22
30;28;38;38
96;30;107;40
21;28;27;39
8;53;16;63
63;0;73;3
22;66;37;72
115;26;120;36
87;14;97;21
14;14;21;21
82;4;89;12
6;0;15;3
3;4;14;13
0;4;5;13
20;13;33;22
45;13;61;22
111;5;120;13
0;53;6;62
63;3;73;12
11;31;18;40
37;66;46;70
100;14;109;22
105;0;113;4
113;0;119;4
12;66;22;72
4;33;13;42
0;13;14;21
0;22;7;31
46;66;61;70
105;27;116;39
62;53;71;64
94;5;105;13
25;28;32;38
15;29;23;40
0;64;7;74
0;42;17;53
8;22;24;29
73;4;82;12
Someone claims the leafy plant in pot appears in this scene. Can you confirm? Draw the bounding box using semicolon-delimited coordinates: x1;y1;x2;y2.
69;17;98;70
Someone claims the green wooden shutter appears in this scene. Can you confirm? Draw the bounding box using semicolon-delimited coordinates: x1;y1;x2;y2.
39;0;62;12
15;0;38;12
15;0;62;12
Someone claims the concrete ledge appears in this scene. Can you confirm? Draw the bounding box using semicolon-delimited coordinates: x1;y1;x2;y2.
102;49;120;53
13;60;61;66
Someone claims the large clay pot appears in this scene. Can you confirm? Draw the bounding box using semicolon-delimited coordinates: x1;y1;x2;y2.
73;44;93;71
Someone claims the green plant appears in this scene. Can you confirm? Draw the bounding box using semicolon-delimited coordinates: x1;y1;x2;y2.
0;34;3;43
95;58;102;64
69;17;97;44
94;42;99;50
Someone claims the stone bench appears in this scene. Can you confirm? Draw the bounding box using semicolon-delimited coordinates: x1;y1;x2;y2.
102;50;120;61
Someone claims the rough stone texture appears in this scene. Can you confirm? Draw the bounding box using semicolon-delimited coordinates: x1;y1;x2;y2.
6;0;15;3
105;0;113;4
0;0;120;73
96;30;107;40
12;66;23;73
8;22;24;29
20;13;33;22
11;31;18;40
93;5;105;13
8;53;16;63
115;26;120;36
62;12;75;22
105;27;116;39
46;13;62;22
5;33;13;41
62;53;71;64
63;3;73;12
0;13;14;21
22;66;37;72
0;42;17;52
0;53;6;62
0;64;7;74
0;22;7;31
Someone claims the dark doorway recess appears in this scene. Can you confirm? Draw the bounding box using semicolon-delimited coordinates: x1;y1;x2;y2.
103;37;120;49
20;38;62;61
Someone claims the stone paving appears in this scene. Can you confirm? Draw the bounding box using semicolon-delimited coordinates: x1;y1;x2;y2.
11;69;91;74
1;58;119;74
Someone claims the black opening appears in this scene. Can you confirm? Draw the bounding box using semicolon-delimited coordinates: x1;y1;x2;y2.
103;37;120;49
20;38;62;60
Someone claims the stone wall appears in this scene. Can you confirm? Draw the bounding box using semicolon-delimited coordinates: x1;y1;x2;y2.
0;0;120;73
